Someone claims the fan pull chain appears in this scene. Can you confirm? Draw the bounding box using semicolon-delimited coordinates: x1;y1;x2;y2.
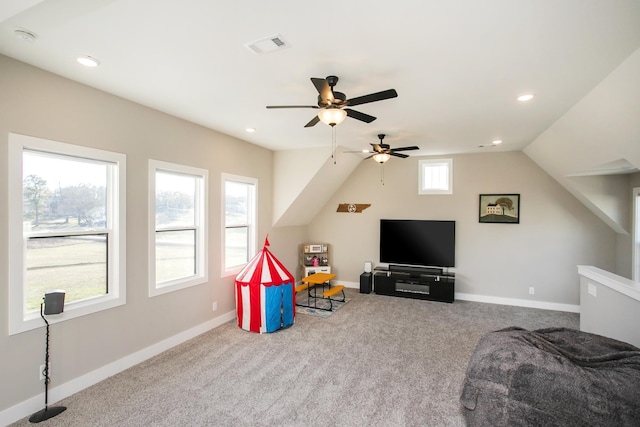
331;125;337;165
380;163;385;185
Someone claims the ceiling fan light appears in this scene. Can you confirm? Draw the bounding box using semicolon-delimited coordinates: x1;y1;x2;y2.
373;153;391;163
318;108;347;126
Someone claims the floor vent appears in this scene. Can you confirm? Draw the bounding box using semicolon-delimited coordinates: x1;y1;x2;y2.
245;34;290;54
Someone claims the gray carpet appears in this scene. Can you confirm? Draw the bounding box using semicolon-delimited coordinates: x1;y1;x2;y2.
11;289;579;426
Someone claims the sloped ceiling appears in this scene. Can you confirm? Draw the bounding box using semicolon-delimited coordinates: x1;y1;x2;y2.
525;48;640;234
1;0;639;156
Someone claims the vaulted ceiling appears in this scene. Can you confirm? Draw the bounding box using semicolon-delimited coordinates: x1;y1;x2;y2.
2;0;639;159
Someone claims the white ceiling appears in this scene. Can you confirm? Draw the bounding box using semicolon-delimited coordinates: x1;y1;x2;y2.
1;0;639;157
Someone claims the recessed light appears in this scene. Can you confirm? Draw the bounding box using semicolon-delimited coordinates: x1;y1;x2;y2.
478;141;501;148
517;94;534;102
77;56;100;67
245;128;256;133
15;29;37;43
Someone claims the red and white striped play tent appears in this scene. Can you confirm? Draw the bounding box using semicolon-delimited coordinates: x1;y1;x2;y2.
234;237;295;333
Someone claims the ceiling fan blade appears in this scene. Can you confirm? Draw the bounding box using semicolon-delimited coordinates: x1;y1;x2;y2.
304;115;320;128
370;143;383;152
266;105;318;109
390;146;419;152
390;152;409;158
347;89;398;107
345;108;376;123
311;77;334;104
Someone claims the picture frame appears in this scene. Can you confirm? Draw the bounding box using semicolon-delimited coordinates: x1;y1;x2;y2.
479;194;520;224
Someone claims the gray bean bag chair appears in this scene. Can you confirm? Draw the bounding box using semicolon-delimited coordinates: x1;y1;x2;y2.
460;327;640;426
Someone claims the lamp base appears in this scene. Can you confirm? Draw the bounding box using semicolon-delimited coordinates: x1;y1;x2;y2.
29;406;66;423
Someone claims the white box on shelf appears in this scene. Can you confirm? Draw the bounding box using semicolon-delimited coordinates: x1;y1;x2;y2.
308;244;324;253
304;266;331;277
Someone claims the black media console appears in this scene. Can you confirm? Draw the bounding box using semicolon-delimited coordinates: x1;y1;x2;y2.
373;265;455;303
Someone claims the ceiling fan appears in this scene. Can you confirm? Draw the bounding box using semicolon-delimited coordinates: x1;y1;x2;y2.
266;76;398;127
359;134;419;163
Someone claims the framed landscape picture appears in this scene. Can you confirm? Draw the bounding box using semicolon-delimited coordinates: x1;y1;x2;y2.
479;194;520;224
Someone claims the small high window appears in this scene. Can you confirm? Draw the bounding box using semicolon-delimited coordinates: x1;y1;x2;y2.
419;158;453;195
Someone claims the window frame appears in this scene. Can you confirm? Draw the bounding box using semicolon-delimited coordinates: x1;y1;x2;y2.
148;160;208;297
419;158;453;195
8;133;126;335
633;187;640;282
221;173;257;277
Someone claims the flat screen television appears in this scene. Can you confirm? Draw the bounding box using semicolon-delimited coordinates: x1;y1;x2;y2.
379;219;455;268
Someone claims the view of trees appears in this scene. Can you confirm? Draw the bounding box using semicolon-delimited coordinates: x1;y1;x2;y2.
156;190;194;226
23;175;50;227
23;174;107;228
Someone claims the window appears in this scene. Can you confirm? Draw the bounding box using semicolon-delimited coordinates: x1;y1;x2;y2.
222;173;257;276
633;187;640;281
8;133;126;335
419;158;453;195
149;160;208;296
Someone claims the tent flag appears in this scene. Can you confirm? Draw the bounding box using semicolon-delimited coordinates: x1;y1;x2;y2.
234;237;295;333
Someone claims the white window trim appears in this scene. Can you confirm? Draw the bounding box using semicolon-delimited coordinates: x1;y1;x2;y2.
8;133;126;335
633;187;640;282
148;160;208;297
419;158;453;195
221;173;257;277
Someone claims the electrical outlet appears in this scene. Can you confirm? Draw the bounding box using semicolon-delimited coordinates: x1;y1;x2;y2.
212;301;218;312
39;363;48;381
529;287;535;295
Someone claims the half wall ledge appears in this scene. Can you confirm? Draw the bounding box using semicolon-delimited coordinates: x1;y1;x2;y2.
578;265;640;348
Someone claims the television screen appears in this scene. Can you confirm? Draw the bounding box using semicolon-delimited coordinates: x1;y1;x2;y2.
380;219;455;268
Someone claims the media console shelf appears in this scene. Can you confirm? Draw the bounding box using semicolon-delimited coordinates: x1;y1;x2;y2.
373;265;455;303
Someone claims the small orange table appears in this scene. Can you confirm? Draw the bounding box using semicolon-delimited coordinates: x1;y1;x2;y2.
296;272;336;310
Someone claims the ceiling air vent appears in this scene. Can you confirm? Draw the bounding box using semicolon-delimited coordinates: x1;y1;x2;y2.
244;34;290;54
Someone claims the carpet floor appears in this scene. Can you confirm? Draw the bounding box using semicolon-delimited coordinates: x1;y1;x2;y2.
10;289;579;426
295;289;348;318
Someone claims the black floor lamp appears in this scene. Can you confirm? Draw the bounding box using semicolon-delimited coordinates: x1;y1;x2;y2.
29;291;67;424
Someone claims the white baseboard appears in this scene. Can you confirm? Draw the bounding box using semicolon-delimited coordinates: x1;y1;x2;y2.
300;281;579;313
341;281;359;289
455;292;580;313
0;310;236;427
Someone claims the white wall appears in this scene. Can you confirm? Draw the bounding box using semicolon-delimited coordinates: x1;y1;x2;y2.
307;151;616;306
272;146;361;227
579;266;640;348
0;55;282;416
